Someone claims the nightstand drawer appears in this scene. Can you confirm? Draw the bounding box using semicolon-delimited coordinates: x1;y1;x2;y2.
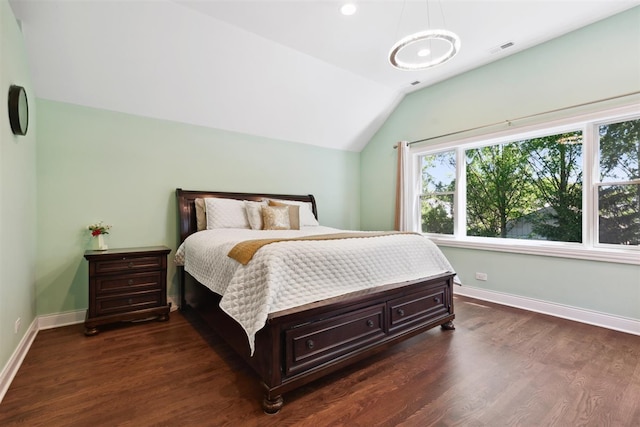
94;256;164;274
94;271;162;295
95;290;163;316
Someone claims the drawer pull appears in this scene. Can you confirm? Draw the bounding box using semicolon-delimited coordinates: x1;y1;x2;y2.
128;279;134;285
366;319;374;327
128;262;134;268
434;297;441;304
397;309;405;317
306;339;315;349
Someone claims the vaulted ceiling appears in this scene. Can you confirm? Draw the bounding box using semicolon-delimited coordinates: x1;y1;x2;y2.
9;0;639;151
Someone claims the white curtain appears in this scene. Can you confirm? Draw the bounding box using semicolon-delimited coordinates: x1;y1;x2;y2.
394;141;410;231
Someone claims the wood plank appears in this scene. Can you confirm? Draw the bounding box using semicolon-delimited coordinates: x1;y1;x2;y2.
1;295;639;426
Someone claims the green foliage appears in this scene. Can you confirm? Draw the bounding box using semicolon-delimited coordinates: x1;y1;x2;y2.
598;119;640;245
599;120;640;181
521;132;583;242
420;118;639;246
421;152;455;235
599;185;640;245
421;200;453;234
466;143;535;238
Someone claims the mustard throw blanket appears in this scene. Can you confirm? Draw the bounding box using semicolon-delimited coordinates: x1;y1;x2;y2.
228;231;416;265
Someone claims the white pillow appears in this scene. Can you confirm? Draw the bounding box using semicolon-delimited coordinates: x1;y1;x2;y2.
205;198;250;229
245;200;268;230
267;199;319;226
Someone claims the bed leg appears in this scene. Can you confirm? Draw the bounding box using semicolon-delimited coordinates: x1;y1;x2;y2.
262;394;283;414
441;320;455;330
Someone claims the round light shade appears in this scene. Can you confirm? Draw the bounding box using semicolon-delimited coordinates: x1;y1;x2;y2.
340;3;357;16
389;29;461;71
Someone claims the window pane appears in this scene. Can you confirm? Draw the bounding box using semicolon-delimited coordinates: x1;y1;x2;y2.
421;195;453;234
421;151;455;194
466;131;582;242
599;119;640;182
598;184;640;246
420;151;455;235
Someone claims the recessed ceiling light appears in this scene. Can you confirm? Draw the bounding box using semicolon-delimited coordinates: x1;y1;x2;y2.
417;49;431;57
341;3;357;16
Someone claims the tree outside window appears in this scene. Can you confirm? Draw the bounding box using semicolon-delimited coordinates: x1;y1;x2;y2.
420;151;455;234
598;119;640;246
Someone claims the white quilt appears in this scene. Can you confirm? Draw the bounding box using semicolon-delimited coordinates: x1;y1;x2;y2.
175;226;456;355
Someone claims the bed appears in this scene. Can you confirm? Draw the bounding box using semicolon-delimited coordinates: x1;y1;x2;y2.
175;188;456;413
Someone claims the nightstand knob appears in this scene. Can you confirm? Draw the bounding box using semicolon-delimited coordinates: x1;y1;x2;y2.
434;297;441;304
128;262;133;268
366;319;374;327
306;339;315;349
128;279;133;285
397;309;405;317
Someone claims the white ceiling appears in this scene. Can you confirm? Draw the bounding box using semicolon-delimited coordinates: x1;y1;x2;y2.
9;0;639;151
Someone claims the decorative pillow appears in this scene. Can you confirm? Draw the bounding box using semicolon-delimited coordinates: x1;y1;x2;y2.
267;199;319;226
245;200;268;230
268;200;300;230
262;205;291;230
195;198;208;231
205;197;250;229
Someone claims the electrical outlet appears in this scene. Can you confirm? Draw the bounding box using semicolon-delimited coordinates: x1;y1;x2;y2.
14;317;21;334
475;272;488;281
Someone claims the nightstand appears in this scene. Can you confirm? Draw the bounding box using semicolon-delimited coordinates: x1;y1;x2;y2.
83;246;171;336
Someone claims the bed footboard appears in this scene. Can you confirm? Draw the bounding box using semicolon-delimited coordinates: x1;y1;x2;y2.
183;269;455;413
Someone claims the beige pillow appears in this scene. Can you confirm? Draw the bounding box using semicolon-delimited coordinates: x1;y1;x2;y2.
262;205;291;230
195;198;207;231
267;198;318;226
268;200;300;230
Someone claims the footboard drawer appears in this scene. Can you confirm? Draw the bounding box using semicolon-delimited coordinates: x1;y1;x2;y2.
388;284;450;334
285;303;386;376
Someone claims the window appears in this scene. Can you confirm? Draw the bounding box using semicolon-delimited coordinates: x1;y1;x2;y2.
465;130;582;242
412;107;639;264
597;118;640;246
420;151;455;234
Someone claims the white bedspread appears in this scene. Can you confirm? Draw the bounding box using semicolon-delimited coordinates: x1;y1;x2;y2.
175;226;456;354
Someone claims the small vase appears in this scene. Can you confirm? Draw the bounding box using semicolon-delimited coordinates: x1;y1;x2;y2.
97;234;108;250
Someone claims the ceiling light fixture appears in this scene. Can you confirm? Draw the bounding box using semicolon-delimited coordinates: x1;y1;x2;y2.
341;3;357;16
389;1;461;71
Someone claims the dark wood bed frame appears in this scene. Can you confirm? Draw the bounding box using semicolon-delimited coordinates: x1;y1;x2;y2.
176;188;455;414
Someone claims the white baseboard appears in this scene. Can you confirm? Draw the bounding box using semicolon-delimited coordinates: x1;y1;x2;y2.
1;310;85;403
0;318;38;404
454;285;640;336
38;309;86;330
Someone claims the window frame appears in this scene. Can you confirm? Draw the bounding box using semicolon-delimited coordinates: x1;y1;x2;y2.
409;104;640;265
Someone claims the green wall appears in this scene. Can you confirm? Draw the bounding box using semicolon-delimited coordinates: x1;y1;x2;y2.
35;100;360;315
0;0;37;374
361;8;640;320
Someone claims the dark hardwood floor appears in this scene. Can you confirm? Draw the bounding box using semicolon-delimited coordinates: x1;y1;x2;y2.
1;295;638;426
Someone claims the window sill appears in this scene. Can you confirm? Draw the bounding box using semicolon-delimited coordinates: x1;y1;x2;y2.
427;235;640;265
